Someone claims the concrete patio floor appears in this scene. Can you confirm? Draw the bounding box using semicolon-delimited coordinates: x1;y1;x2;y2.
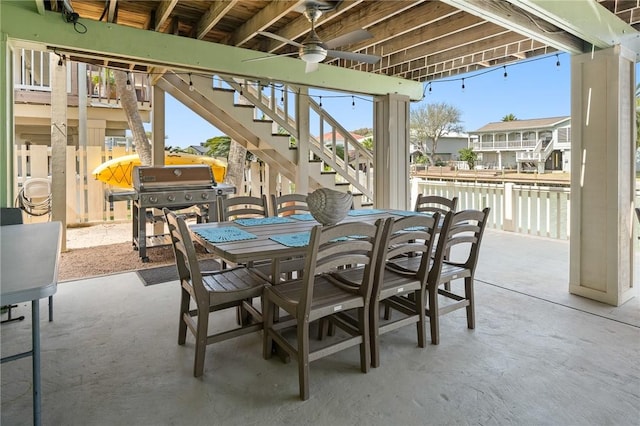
1;229;639;425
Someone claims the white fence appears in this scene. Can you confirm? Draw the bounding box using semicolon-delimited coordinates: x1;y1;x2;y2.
411;178;571;239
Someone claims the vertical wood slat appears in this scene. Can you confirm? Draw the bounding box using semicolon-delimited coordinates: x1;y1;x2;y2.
30;145;49;178
66;146;77;223
86;146;104;221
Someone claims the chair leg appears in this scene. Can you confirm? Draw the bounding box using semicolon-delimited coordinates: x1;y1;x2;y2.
1;305;25;324
262;297;274;360
193;304;209;377
428;284;440;345
178;287;190;345
465;277;475;329
358;307;371;373
370;300;381;368
48;296;53;321
297;322;310;401
415;289;426;348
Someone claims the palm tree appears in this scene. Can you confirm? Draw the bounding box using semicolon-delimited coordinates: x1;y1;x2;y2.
501;113;517;121
113;70;152;165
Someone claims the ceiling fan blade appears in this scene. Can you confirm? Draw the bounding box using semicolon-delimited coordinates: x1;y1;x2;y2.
257;31;304;48
324;29;372;49
327;50;381;64
305;62;319;73
242;51;299;63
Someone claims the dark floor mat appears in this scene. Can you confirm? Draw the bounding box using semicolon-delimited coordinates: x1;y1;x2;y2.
137;259;221;286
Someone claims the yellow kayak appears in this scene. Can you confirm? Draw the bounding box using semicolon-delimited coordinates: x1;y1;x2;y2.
92;153;227;189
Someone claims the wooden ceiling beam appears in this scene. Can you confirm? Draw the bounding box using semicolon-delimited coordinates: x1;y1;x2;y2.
196;0;239;40
328;1;459;57
223;1;304;47
154;0;178;32
107;0;117;24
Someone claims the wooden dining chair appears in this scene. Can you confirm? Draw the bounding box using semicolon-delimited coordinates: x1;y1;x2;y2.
414;194;458;215
270;193;309;217
163;208;268;377
262;219;387;400
217;194;269;221
367;212;441;367
0;207;54;323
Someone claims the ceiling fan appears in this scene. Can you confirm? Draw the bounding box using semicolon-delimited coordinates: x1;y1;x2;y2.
247;2;381;73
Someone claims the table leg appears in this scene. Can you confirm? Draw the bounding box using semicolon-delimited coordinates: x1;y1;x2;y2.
32;299;41;426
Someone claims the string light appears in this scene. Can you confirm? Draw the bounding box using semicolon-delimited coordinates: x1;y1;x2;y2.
125;73;132;91
281;89;285;104
428;82;432;93
556;54;560;67
319;96;322;108
57;54;65;66
239;83;243;96
188;73;194;91
461;78;465;91
351;95;355;109
503;66;508;79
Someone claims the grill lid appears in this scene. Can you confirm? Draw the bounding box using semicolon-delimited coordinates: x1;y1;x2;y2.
133;165;216;191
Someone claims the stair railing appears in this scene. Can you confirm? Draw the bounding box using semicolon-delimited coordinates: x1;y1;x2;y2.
220;76;374;200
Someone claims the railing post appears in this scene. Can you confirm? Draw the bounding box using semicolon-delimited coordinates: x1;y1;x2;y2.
503;182;515;232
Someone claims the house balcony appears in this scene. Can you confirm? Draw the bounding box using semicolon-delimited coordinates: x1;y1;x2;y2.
1;226;638;425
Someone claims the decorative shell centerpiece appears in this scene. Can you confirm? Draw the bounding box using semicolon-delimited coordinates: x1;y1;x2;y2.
307;188;353;226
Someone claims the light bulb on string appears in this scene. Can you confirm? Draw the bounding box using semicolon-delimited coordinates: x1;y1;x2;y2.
319;96;322;108
556;54;561;68
281;89;285;104
188;73;194;91
461;78;465;91
239;83;243;96
352;96;355;110
125;73;132;91
503;66;508;79
57;54;64;66
428;82;432;94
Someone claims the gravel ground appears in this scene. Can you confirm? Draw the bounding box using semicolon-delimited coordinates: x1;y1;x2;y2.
60;221;216;281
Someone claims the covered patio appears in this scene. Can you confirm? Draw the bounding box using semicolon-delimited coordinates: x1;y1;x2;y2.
2;229;639;424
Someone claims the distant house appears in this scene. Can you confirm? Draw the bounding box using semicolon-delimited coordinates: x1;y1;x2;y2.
468;116;571;172
409;132;469;164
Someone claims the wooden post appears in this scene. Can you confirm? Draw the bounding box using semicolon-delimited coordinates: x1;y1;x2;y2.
50;53;67;249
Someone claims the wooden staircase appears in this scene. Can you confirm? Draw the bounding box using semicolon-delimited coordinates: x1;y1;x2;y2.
156;72;373;206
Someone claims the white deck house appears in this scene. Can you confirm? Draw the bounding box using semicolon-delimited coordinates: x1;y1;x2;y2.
469;116;571;173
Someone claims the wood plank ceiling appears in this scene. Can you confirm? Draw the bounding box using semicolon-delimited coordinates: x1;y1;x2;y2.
52;0;640;83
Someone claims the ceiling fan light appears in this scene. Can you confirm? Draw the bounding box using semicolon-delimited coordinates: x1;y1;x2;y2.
300;45;327;63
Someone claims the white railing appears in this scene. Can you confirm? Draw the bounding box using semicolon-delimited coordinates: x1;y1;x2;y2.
411;178;572;239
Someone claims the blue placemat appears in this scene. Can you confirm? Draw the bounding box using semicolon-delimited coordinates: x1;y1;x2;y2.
194;227;257;243
391;210;434;217
290;213;316;221
270;232;310;247
234;217;295;226
348;209;385;216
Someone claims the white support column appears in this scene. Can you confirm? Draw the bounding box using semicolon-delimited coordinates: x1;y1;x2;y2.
569;46;636;306
373;93;410;209
50;54;67;248
295;87;309;195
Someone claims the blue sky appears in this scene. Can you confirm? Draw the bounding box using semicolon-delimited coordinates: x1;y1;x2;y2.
164;53;571;148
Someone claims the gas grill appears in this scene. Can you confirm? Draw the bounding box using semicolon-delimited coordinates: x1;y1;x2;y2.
132;165;235;262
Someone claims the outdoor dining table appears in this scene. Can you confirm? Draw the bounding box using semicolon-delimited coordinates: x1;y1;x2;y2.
189;209;428;281
0;221;62;426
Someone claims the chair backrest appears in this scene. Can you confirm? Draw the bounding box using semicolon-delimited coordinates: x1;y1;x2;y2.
218;194;269;221
429;208;490;281
374;213;440;294
414;194;458;216
271;193;309;216
163;208;208;307
298;219;387;316
1;207;24;226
